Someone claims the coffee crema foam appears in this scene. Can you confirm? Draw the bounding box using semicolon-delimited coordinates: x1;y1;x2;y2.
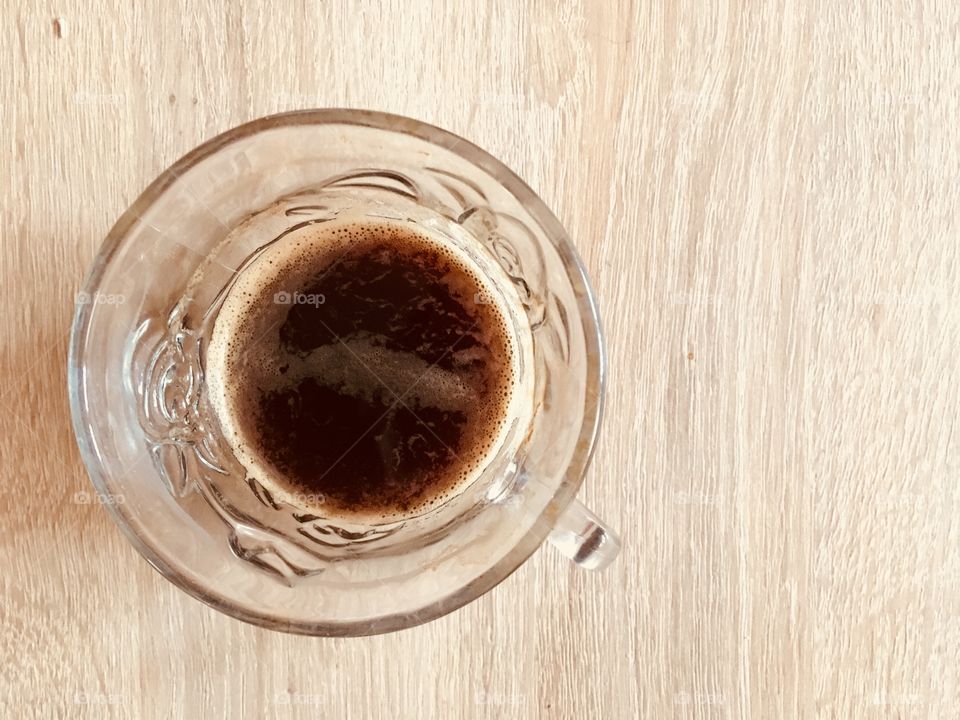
205;218;523;522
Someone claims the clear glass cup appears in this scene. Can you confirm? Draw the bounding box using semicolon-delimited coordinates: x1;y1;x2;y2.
68;109;619;636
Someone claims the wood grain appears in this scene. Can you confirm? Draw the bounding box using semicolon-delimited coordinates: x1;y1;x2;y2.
2;1;958;718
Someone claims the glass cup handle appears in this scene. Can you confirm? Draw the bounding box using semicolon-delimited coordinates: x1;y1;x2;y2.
547;499;621;570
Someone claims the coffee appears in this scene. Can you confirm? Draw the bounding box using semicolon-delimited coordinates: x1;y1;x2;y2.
206;219;517;520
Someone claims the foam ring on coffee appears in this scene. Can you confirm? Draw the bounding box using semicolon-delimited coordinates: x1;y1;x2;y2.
205;217;524;522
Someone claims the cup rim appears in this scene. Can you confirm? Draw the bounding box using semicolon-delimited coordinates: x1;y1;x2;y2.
68;109;606;635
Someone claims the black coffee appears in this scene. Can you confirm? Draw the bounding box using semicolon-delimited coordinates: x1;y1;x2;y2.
206;220;516;518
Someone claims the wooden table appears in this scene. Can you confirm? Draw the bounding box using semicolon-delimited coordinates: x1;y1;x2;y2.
2;2;958;718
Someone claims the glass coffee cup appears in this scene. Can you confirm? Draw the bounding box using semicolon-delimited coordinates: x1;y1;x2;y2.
68;110;619;635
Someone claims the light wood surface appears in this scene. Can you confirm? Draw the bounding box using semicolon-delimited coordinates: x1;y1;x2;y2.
2;2;958;718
